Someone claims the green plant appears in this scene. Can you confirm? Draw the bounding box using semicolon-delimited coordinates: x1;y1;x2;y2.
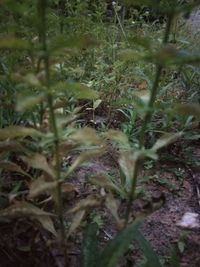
1;0;200;267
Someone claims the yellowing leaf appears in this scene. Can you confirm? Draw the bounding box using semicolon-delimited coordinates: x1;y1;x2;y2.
21;153;55;179
0;141;25;153
105;193;121;223
49;34;98;52
118;151;137;185
106;130;129;146
0;37;30;50
138;80;148;90
70;127;103;146
67;210;85;237
37;215;57;236
51;82;98;100
67;196;100;214
0;201;56;235
93;99;102;110
23;73;41;87
134;90;150;104
0;126;42;140
16;93;44;112
0;201;53;218
0;161;32;179
152;132;183;151
29;177;58;198
61;183;76;193
119;49;141;62
65;148;104;177
89;175;124;196
176;103;200;120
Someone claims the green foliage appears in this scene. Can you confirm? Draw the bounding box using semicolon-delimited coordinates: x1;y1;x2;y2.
1;0;200;266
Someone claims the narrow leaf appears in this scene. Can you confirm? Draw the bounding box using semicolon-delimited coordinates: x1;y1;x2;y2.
0;126;42;140
176;103;200;120
21;153;55;179
93;99;102;110
0;37;30;50
152;132;183;151
16;93;44;112
0;201;53;218
81;222;99;267
65;148;104;177
70;127;103;146
0;161;32;179
67;196;100;214
51;82;98;99
134;229;163;267
97;221;140;267
29;177;58;198
67;210;85;237
0;141;25;153
105;193;121;223
37;215;57;236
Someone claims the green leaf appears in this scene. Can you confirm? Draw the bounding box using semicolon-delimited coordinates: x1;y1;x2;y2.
170;246;180;267
0;126;42;140
97;221;162;267
81;222;99;267
133;229;163;267
51;82;98;99
97;221;140;267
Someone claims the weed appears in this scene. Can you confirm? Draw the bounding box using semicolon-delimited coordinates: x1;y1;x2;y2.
1;0;200;267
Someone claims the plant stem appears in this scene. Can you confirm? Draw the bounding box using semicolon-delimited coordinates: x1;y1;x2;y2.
37;0;68;264
124;14;173;226
124;160;139;224
59;0;65;34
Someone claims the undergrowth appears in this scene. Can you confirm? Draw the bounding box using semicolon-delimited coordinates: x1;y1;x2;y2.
0;0;200;267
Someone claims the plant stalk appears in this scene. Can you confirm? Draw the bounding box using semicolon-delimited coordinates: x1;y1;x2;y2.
124;14;173;226
37;0;68;264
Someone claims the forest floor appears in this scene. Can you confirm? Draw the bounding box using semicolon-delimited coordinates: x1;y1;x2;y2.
63;139;200;267
0;139;200;267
